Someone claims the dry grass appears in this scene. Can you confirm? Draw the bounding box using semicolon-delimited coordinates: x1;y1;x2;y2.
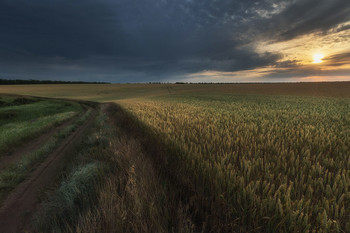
72;105;197;233
34;104;197;233
74;138;176;233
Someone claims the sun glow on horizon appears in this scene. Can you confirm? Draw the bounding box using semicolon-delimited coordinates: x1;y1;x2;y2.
313;53;324;63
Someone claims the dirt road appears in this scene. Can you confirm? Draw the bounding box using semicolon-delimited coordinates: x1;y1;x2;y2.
0;107;97;233
0;111;82;172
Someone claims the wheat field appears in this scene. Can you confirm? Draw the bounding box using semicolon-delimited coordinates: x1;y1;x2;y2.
120;93;350;232
1;82;350;232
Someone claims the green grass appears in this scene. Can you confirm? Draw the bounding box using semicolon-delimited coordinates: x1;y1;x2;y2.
0;97;82;126
34;162;104;233
0;96;83;154
0;109;92;201
0;111;77;154
0;96;18;105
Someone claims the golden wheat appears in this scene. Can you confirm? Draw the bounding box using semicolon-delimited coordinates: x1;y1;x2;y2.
120;94;350;232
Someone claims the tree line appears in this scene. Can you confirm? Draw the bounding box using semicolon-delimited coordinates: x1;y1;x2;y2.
0;79;109;85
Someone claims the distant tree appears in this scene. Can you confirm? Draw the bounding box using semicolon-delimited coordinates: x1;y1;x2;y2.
0;79;110;85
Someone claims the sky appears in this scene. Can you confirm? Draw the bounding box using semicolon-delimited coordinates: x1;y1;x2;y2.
0;0;349;83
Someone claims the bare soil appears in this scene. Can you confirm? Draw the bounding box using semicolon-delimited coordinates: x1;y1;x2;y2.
0;107;97;233
0;111;83;172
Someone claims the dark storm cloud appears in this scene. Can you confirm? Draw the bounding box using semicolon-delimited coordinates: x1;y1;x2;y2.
263;0;350;41
0;0;349;82
323;52;350;66
263;67;350;80
0;0;125;60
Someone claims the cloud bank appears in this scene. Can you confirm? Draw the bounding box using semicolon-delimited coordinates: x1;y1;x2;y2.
0;0;349;82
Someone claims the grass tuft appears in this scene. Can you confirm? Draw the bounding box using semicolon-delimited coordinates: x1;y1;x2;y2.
35;162;104;233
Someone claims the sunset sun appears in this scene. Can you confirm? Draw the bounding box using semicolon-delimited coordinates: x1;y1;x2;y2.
313;53;324;63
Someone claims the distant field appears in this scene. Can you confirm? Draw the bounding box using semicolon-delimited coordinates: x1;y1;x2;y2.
0;82;349;232
0;82;350;102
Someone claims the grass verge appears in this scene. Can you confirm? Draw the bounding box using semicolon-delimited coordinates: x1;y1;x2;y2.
32;107;109;232
0;111;78;154
0;109;92;202
33;104;196;233
0;96;83;154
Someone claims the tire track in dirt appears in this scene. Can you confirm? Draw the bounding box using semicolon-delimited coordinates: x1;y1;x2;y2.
0;107;98;233
0;111;84;172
